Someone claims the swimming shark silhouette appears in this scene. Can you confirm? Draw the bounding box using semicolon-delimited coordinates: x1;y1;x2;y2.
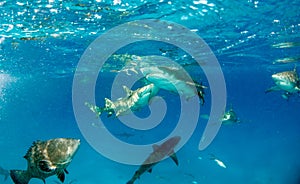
126;136;181;184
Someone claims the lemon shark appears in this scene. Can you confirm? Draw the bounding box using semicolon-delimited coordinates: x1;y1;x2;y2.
266;68;300;99
126;136;181;184
86;83;159;117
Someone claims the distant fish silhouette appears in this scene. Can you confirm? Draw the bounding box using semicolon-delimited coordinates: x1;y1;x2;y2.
0;166;9;181
126;136;181;184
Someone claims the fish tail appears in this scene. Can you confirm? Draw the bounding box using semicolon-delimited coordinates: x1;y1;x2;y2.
126;179;135;184
10;170;31;184
85;102;103;117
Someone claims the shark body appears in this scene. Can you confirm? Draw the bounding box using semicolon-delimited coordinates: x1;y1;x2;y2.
266;68;300;99
126;136;181;184
86;83;159;117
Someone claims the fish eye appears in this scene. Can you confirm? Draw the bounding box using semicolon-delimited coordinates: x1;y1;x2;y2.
38;160;55;173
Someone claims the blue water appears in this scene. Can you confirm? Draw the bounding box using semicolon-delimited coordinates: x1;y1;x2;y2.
1;0;300;184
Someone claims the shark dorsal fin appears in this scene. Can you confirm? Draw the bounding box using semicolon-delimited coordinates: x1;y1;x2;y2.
123;86;132;97
169;150;179;166
152;145;159;151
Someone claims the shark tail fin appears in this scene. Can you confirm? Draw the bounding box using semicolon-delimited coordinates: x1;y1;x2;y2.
10;170;31;184
85;102;103;117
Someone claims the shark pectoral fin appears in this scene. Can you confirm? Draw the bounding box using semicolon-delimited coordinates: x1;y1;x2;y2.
265;86;280;93
169;151;179;166
105;98;115;109
57;171;65;183
148;168;153;173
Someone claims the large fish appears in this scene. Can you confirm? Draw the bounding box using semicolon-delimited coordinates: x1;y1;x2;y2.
86;83;159;117
126;136;181;184
266;68;300;99
140;66;206;104
0;166;9;181
10;138;80;184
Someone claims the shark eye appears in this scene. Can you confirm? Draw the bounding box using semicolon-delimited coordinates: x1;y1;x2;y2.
38;160;54;173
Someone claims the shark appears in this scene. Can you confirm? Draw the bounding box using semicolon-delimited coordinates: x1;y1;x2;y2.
140;66;206;104
200;106;240;125
222;108;240;125
86;83;159;117
126;136;181;184
266;68;300;99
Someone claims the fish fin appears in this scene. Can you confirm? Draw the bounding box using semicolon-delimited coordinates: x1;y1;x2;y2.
123;86;132;97
85;102;103;117
57;171;65;183
64;169;69;174
169;151;179;166
4;173;8;181
10;170;31;184
148;168;153;173
265;86;280;93
152;145;159;151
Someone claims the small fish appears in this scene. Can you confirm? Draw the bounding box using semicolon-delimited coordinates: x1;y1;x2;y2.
266;67;300;99
209;154;227;169
210;154;227;169
86;83;159;117
213;159;227;169
126;136;181;184
0;166;9;181
10;138;80;184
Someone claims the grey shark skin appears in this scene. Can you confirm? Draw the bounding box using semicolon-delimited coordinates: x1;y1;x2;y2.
86;83;159;117
141;66;206;104
126;136;181;184
0;166;9;181
266;68;300;99
10;138;80;184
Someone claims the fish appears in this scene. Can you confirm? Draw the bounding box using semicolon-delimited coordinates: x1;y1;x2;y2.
140;66;206;104
222;108;240;125
0;166;9;181
200;107;240;125
10;138;80;184
209;154;227;169
126;136;181;184
266;68;300;99
86;83;159;117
